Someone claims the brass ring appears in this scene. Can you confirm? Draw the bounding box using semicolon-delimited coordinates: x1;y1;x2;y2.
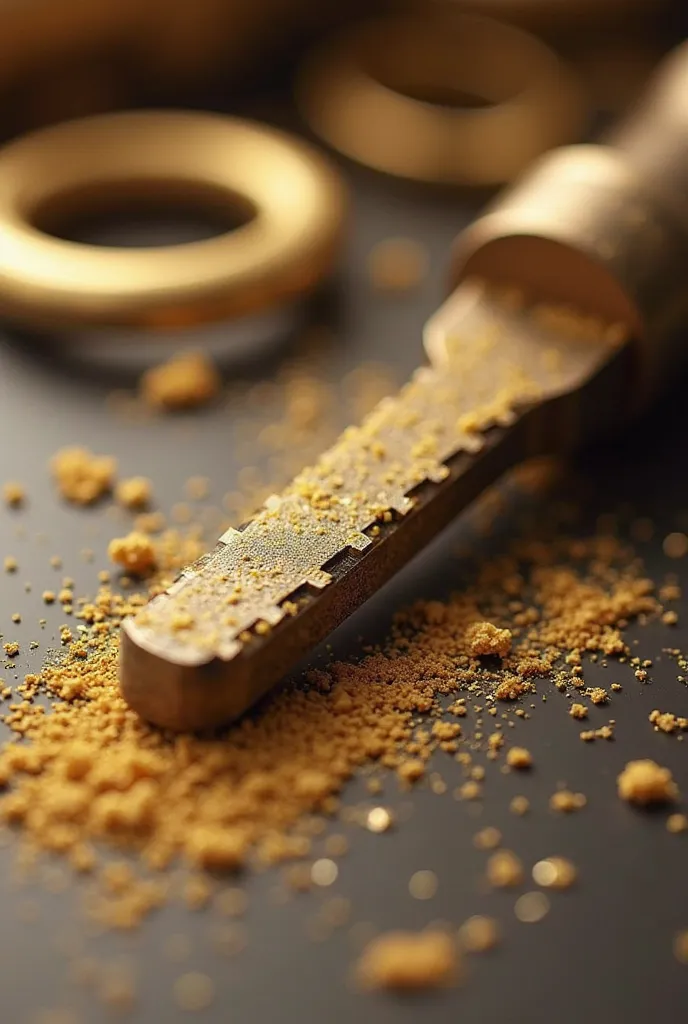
431;0;667;31
0;110;346;330
297;13;586;187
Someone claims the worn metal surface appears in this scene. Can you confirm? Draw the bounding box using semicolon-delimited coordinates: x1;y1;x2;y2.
122;287;625;729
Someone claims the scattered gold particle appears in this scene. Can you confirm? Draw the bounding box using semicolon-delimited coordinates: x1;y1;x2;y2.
51;447;116;504
408;869;438;900
185;477;210;501
3;641;19;657
570;703;588;720
186;827;247;872
649;709;688;734
532;857;577;890
366;238;428;292
617;760;679;805
674;930;688;964
465;621;512;658
98;961;137;1012
457;781;481;801
108;532;157;576
514;891;550;923
311;858;338;887
115;477;152;511
141;352;220;411
662;610;678;626
458;915;500;953
42;591;55;604
510;796;530;816
283;863;312;892
589;687;608;705
663;532;688;559
356;930;458;990
366;807;394;833
666;813;687;835
473;827;502;850
486;850;523;888
172;971;215;1012
550;790;587;813
2;481;25;507
397;759;425;785
506;747;532;769
4;555;17;573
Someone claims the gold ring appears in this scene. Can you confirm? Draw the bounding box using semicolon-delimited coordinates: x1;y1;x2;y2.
297;13;586;187
0;110;346;330
433;0;667;31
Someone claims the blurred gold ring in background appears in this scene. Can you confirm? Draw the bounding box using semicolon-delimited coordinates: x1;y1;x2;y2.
0;110;346;332
296;13;587;188
428;0;669;31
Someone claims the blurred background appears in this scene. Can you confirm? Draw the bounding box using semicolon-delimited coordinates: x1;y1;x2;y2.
0;6;687;1023
0;0;685;138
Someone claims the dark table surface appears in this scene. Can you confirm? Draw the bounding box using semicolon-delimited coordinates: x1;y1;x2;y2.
0;85;687;1023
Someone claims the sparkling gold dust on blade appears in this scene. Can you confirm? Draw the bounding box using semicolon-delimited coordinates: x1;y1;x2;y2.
120;285;625;729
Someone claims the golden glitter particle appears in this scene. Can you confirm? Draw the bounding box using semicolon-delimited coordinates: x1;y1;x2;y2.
532;857;577;890
108;532;156;576
456;781;481;801
98;962;137;1012
473;827;502;850
173;972;215;1012
2;482;25;507
458;915;500;953
674;930;688;965
514;891;550;923
649;709;688;734
549;790;587;813
663;532;688;559
356;929;458;990
465;621;512;658
185;477;210;501
141;352;221;412
115;477;152;511
617;760;679;805
667;813;688;835
408;870;438;900
311;858;338;887
50;447;116;505
509;795;530;816
366;238;428;293
486;850;524;888
506;747;532;769
397;759;425;785
570;703;588;720
366;807;394;833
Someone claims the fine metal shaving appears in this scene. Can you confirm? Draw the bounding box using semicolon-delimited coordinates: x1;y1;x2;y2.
121;282;626;729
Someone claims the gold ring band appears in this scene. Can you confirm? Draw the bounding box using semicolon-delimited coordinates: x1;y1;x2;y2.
431;0;668;31
0;110;346;331
297;13;586;187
